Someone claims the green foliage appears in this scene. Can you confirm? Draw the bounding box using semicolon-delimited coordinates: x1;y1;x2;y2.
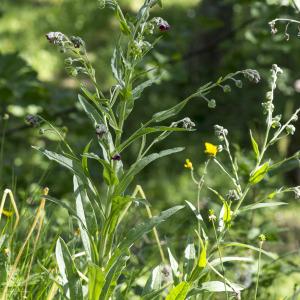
1;0;300;299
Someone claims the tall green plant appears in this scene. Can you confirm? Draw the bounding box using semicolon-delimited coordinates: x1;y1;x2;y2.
32;0;259;299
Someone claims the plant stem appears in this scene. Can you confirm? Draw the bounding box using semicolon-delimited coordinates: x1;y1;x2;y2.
212;220;229;300
254;241;263;300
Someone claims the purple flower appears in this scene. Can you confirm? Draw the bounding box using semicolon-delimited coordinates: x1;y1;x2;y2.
112;153;121;161
45;32;65;45
159;22;170;32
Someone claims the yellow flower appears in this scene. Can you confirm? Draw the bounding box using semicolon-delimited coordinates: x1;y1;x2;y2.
184;159;193;170
204;142;218;157
1;209;13;217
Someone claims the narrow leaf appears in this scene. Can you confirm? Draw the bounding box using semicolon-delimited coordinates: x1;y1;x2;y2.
249;162;270;185
165;281;190;300
55;238;83;300
250;130;260;160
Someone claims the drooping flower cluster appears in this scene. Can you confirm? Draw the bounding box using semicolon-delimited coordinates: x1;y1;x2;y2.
242;69;261;83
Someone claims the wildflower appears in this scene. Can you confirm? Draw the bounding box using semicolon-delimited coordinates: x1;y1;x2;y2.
153;17;170;32
45;32;65;45
204;142;218;157
1;209;13;217
159;22;170;32
4;248;9;256
184;159;193;170
208;209;217;222
112;153;121;161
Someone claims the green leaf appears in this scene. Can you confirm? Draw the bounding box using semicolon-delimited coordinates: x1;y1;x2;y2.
223;242;278;259
88;262;105;300
84;153;119;186
55;238;83;300
116;8;131;35
106;195;133;235
118;127;191;153
142;265;163;296
165;281;191;300
200;281;244;292
167;248;180;280
78;94;103;126
132;78;159;100
183;241;196;279
239;202;287;213
185;200;203;221
249;162;270;185
34;147;84;177
115;147;184;195
73;176;99;261
99;254;129;300
209;256;253;267
198;243;207;268
119;205;184;250
250;130;260;160
82;140;93;174
151;97;191;123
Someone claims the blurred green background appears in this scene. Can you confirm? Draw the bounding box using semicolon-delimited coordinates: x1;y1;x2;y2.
1;0;300;297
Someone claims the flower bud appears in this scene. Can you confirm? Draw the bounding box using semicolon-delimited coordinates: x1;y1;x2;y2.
25;114;40;128
208;99;216;108
242;69;261;83
112;153;121;161
286;124;296;135
70;36;85;48
223;85;231;93
95;123;108;139
235;80;243;88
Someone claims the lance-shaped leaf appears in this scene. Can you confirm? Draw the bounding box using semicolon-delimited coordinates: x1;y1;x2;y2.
78;94;103;125
239;202;287;213
188;281;244;294
183;240;195;280
250;130;260;161
117;127;191;153
55;238;83;300
249;161;270;185
33;147;84;178
84;153;119;186
74;176;99;261
142;265;163;296
165;281;191;300
88;263;105;300
115;147;184;195
119;205;184;250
